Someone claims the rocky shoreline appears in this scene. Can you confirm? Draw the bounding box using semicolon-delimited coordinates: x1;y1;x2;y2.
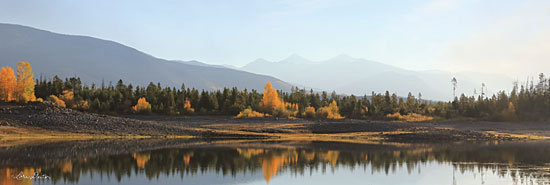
1;102;548;142
0;102;192;136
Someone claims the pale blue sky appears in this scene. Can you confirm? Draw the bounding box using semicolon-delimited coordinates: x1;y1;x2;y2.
0;0;548;76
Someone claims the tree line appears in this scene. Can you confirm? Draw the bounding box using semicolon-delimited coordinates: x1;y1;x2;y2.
1;62;549;121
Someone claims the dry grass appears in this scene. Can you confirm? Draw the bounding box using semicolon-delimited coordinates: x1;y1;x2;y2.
485;131;550;140
188;123;421;142
0;126;96;139
0;126;193;147
3;119;550;148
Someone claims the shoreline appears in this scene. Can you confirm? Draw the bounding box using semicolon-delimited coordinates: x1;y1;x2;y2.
1;102;550;146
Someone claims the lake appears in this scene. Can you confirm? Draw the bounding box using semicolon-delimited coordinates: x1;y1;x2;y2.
1;139;550;185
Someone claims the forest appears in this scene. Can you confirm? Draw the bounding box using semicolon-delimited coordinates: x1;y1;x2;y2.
1;62;550;121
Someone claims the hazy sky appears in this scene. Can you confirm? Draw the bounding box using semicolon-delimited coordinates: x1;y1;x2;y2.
0;0;548;77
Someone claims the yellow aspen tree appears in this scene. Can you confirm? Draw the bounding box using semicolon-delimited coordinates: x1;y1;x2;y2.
259;81;284;114
317;100;343;119
132;97;151;113
15;61;36;102
326;100;343;119
0;66;17;101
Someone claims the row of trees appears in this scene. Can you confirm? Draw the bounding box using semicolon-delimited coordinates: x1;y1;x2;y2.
30;73;550;121
236;82;343;119
2;62;549;121
449;74;550;121
0;61;36;103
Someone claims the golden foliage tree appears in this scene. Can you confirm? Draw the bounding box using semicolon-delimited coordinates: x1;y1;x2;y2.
48;95;66;107
183;99;195;114
259;82;284;114
59;90;75;108
303;106;316;118
15;61;36;103
132;97;151;113
0;66;16;101
316;100;343;119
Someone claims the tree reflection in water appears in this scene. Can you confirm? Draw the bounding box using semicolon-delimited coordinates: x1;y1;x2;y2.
1;140;550;185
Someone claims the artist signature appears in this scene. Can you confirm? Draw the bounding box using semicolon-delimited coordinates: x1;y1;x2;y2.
11;172;50;180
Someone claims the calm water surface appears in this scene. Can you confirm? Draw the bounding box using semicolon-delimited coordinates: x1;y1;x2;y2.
1;139;550;185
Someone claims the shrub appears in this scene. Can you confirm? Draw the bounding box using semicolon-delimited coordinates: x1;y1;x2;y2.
236;108;265;118
303;106;316;119
59;90;75;108
386;112;433;122
77;100;90;110
272;106;292;118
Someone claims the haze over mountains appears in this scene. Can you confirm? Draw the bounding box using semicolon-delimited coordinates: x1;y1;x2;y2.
0;23;515;101
241;54;514;101
0;23;292;91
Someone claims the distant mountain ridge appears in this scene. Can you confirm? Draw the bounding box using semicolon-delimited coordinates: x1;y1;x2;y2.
241;54;514;101
0;23;293;91
0;23;515;100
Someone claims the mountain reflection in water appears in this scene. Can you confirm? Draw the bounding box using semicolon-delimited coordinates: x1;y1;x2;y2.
1;140;550;185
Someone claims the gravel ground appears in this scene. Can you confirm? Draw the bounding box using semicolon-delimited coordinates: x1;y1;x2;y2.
1;102;546;141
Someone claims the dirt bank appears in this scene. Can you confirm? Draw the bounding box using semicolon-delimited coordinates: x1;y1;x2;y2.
0;102;193;137
127;115;548;141
1;102;549;142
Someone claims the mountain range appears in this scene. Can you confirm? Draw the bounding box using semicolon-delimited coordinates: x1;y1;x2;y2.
241;54;514;100
0;23;292;91
0;23;515;101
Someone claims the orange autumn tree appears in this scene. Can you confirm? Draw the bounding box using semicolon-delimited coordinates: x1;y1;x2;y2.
237;82;294;118
183;99;195;114
258;81;284;115
15;61;36;103
0;66;17;101
257;82;297;118
132;97;151;113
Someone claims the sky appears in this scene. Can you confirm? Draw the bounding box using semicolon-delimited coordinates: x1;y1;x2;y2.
0;0;548;78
